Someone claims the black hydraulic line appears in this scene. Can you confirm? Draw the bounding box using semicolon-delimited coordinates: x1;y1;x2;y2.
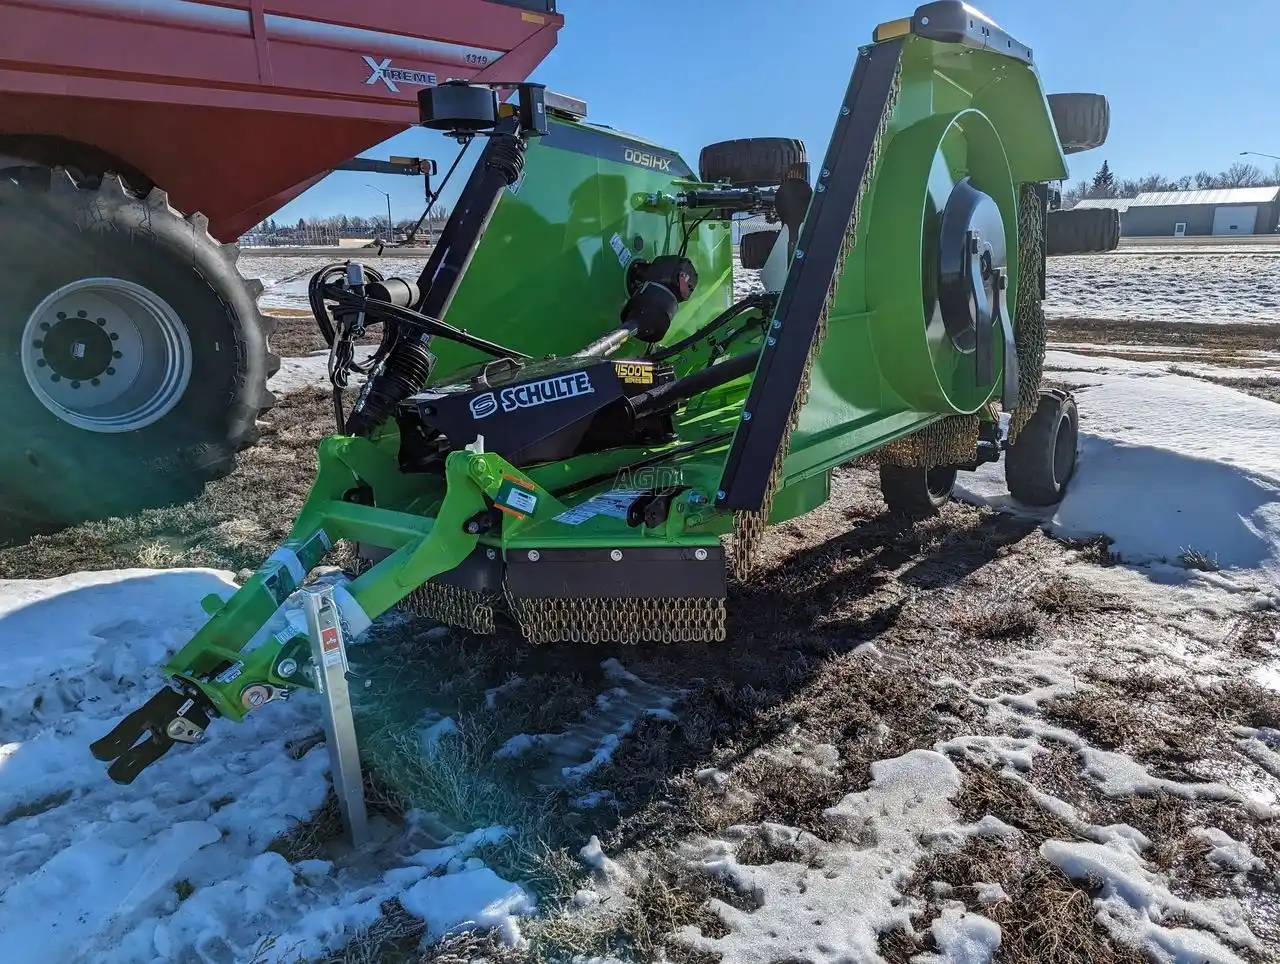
715;38;905;512
344;122;527;437
551;432;734;500
648;293;776;363
629;349;760;419
321;285;525;359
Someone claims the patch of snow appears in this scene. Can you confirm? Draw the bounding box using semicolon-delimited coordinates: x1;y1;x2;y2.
1042;839;1260;962
956;353;1280;593
570;790;616;810
0;571;534;964
1192;828;1264;875
491;664;677;787
400;865;535;947
915;903;1002;963
267;347;375;396
418;716;457;749
973;882;1008;906
679;750;965;963
1252;662;1280;694
484;675;526;709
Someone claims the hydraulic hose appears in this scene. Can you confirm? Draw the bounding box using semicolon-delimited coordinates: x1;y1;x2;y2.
647;293;776;363
630;349;761;419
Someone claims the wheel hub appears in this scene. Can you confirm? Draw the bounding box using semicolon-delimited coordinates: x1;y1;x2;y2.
36;313;115;383
20;278;192;433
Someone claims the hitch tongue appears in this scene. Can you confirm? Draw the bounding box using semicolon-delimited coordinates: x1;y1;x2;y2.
90;686;213;785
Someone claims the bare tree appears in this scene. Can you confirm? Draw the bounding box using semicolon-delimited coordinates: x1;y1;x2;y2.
1219;162;1266;187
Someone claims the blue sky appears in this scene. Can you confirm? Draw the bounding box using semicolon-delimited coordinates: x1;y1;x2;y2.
273;0;1280;224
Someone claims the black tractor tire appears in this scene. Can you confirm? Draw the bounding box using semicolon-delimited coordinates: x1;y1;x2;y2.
879;464;958;520
0;168;278;541
739;230;780;270
1047;93;1110;155
698;138;807;188
1046;207;1121;255
1005;389;1079;507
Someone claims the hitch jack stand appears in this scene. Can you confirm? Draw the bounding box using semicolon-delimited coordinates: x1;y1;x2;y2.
304;584;370;849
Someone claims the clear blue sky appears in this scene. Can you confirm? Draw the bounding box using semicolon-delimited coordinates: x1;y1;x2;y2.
273;0;1280;225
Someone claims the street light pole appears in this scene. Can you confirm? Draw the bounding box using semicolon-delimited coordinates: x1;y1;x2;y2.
365;184;393;240
1241;151;1280;162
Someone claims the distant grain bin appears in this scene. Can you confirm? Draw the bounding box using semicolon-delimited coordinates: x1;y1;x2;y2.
1078;187;1280;238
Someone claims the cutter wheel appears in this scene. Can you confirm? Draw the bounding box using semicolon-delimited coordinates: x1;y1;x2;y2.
92;5;1106;784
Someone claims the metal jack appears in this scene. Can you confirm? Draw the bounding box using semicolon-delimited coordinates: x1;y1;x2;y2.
303;585;370;849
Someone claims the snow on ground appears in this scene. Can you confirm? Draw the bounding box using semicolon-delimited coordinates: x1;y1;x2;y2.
0;571;532;964
251;257;430;314
246;245;1280;327
3;254;1279;961
957;350;1280;598
268;346;377;395
1046;248;1280;325
495;658;680;787
676;749;977;963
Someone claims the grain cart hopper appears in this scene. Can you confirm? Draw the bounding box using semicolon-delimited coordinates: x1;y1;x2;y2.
93;3;1110;784
0;0;563;537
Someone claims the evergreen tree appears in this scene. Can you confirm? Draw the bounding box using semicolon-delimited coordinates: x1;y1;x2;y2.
1090;161;1116;198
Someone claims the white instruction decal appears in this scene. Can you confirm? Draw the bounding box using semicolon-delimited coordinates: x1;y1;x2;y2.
554;488;646;525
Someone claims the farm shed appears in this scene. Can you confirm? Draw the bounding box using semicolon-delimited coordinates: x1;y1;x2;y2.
1117;186;1280;237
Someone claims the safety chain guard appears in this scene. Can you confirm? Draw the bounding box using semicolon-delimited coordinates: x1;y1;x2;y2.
729;54;904;584
356;556;726;644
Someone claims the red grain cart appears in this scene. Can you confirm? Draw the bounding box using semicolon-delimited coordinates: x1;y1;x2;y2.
0;0;563;535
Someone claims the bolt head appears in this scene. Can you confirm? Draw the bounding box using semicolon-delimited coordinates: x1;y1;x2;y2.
277;658;298;679
610;549;623;562
816;184;826;193
716;490;726;501
486;548;497;560
527;550;540;562
772;319;782;330
742;411;752;421
767;336;777;347
694;548;708;561
841;106;851;115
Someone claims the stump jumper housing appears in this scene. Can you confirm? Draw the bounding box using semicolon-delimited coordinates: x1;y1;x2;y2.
92;3;1109;785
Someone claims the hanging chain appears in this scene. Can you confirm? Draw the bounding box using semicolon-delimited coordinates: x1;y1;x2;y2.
730;58;904;583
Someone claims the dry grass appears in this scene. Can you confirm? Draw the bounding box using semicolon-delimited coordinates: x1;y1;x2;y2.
1032;575;1121;616
268;314;331;358
1172;363;1280;401
882;838;1150;964
0;789;74;826
1047;317;1278;353
315;900;426;964
950;599;1043;640
1178;546;1222;572
1060;534;1121;567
